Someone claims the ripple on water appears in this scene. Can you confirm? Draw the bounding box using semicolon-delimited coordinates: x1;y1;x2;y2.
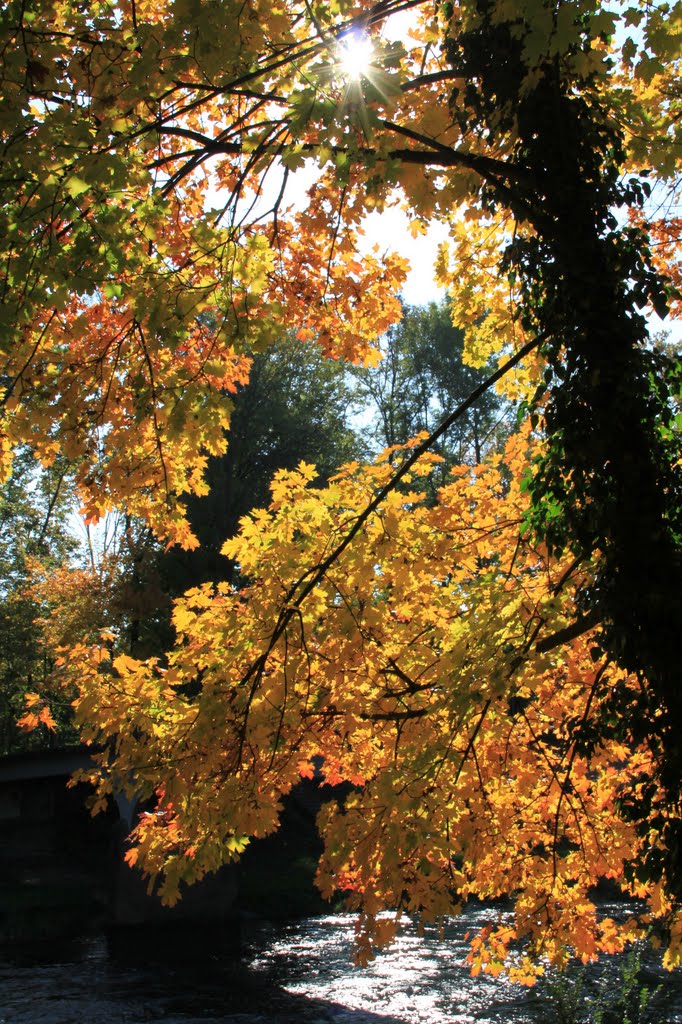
258;913;533;1023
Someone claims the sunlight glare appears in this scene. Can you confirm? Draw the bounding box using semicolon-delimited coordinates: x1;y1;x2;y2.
337;32;374;80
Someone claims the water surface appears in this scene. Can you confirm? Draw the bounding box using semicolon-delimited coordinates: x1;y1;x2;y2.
2;908;681;1024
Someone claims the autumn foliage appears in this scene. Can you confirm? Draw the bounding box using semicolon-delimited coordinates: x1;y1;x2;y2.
2;0;681;978
40;430;674;976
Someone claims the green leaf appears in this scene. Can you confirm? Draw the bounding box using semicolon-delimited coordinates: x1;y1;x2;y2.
65;177;90;199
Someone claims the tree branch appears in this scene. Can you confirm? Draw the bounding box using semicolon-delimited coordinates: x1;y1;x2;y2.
535;610;602;654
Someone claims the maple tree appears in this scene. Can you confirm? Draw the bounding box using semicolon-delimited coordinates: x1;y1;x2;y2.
2;0;681;978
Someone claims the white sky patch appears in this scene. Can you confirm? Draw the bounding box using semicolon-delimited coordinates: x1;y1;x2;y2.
359;206;448;306
378;7;425;48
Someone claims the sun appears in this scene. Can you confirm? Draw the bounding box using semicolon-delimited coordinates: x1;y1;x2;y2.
337;32;374;81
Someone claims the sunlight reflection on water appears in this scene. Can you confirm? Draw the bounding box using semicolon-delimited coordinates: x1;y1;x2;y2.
253;911;541;1023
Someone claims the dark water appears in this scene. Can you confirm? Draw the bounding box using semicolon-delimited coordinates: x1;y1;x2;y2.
2;908;681;1024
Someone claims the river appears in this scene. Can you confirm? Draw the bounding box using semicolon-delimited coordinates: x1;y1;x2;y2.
2;907;681;1024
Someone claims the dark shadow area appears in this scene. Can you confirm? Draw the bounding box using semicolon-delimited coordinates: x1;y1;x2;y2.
0;926;411;1024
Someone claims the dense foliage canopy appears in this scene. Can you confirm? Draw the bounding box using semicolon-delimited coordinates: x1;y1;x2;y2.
2;0;681;978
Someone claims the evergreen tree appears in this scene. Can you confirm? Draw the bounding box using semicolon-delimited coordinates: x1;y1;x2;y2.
353;300;511;498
